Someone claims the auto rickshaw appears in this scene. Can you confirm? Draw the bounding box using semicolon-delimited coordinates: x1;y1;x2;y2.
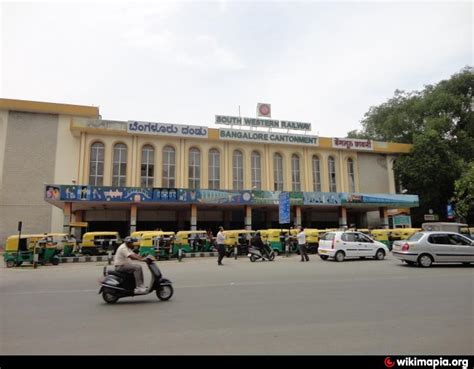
80;232;121;255
370;229;393;249
304;229;327;254
391;228;421;241
47;233;78;257
139;231;175;259
260;228;298;255
130;231;154;249
3;234;60;267
223;230;255;256
173;230;212;256
460;227;474;240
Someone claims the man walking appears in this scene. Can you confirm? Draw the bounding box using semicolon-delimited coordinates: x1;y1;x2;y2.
216;226;226;266
297;227;309;262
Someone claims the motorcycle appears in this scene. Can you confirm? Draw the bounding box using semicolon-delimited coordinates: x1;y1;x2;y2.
98;256;173;304
248;243;275;262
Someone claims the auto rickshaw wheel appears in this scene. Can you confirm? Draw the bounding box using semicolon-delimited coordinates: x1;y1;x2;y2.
273;250;279;256
5;259;16;268
51;257;60;266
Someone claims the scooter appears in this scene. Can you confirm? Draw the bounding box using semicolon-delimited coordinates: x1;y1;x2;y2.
98;256;174;304
248;243;275;262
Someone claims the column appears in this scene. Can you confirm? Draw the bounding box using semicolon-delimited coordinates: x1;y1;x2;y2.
190;204;197;230
72;210;84;239
63;202;72;233
379;207;389;229
223;210;231;229
245;205;252;230
386;156;396;194
130;205;137;234
338;207;348;229
295;206;302;227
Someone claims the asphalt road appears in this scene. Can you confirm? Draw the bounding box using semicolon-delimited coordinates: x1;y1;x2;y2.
1;254;473;355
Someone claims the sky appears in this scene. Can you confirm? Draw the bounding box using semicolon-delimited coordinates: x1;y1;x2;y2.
1;0;472;137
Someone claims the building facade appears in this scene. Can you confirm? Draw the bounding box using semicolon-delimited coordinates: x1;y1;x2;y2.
0;99;418;243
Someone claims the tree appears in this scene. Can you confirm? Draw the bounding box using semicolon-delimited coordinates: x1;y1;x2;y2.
348;66;474;224
454;162;474;222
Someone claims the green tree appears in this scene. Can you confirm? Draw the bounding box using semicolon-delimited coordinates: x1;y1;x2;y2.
454;162;474;221
348;66;474;223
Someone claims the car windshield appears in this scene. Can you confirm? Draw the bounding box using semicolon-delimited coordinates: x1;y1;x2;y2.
407;232;424;241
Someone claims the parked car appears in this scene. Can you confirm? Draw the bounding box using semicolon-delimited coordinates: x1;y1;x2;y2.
318;231;389;262
392;231;474;267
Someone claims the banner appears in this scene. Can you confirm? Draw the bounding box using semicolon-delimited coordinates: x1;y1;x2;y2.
219;128;318;146
127;121;208;138
279;192;290;224
332;138;373;151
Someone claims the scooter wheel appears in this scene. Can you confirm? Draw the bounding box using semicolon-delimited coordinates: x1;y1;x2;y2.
268;254;275;261
249;255;257;262
156;285;174;301
102;289;119;304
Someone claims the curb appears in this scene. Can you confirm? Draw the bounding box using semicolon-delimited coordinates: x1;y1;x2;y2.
59;252;218;263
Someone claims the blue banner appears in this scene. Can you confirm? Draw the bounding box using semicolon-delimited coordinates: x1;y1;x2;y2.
279;192;291;224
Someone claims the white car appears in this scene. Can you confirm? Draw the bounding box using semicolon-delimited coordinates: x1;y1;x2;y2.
318;231;389;262
392;231;474;267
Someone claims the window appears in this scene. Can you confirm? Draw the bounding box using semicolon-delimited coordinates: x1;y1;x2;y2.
312;155;321;192
328;156;337;192
448;234;471;245
89;142;104;186
341;233;357;242
251;151;262;190
273;153;284;191
208;149;220;190
233;150;244;190
347;158;355;192
163;146;176;188
428;234;452;245
140;145;154;187
188;148;201;189
291;154;301;191
356;233;373;243
112;143;127;186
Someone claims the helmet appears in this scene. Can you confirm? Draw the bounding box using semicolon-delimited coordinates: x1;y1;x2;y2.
124;236;137;244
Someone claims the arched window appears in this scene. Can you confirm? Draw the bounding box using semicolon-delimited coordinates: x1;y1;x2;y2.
233;150;244;190
273;153;284;191
208;149;220;190
140;145;155;188
291;154;301;191
312;155;321;192
89;142;104;186
251;151;262;190
347;158;355;193
188;148;201;189
328;156;337;192
162;146;176;188
112;143;127;187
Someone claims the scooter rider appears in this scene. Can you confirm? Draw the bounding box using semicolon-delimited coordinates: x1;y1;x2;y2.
252;232;269;258
114;237;148;294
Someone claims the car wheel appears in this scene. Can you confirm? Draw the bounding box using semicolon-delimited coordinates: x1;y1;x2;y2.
335;251;345;262
375;249;385;260
319;255;329;260
418;254;433;268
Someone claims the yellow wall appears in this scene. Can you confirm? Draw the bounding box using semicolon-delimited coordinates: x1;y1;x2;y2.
0;98;99;118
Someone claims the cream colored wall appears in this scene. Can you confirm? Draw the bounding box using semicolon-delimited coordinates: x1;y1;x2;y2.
78;133;401;193
0;110;8;190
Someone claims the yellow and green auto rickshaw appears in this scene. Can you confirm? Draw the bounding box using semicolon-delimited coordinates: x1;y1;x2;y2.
3;234;60;267
173;230;212;255
304;229;328;254
259;228;298;255
139;231;175;259
223;229;255;256
130;231;154;249
391;228;422;241
80;232;121;256
47;233;78;257
370;229;393;249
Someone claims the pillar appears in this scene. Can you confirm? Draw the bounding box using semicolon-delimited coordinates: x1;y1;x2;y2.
190;204;197;230
223;210;231;229
379;207;389;229
295;206;302;227
130;205;137;234
245;205;252;230
72;210;84;239
338;207;347;229
63;202;72;234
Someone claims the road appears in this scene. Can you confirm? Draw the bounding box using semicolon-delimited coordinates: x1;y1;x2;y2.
1;255;473;354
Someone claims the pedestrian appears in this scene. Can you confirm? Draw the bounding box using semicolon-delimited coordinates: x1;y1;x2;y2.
216;226;226;266
297;226;309;262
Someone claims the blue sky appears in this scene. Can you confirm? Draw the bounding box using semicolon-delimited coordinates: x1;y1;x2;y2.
2;1;472;137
